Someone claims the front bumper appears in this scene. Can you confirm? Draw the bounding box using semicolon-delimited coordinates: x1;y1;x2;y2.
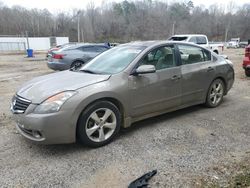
12;105;77;144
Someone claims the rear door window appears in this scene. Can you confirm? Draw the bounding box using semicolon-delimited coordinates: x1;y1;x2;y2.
177;44;211;65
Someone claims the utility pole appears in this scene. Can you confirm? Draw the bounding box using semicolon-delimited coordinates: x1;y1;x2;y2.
25;31;30;49
81;28;84;42
77;11;81;42
172;21;176;35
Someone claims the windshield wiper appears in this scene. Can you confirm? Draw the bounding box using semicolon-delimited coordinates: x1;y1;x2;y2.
79;69;98;74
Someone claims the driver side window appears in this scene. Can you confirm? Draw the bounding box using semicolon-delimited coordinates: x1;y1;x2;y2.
139;45;176;70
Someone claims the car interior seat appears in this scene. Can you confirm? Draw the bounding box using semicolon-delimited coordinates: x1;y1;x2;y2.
156;54;174;70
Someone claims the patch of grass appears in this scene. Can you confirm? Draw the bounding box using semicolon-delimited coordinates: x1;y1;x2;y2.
230;172;250;188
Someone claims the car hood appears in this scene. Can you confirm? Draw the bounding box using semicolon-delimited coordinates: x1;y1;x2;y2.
17;71;111;104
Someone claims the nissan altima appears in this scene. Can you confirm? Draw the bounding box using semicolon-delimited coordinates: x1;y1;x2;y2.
11;41;234;147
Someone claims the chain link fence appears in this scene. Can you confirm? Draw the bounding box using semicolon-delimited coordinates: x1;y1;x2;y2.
0;42;26;52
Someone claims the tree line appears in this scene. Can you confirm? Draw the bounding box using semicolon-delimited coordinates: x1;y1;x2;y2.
0;0;249;43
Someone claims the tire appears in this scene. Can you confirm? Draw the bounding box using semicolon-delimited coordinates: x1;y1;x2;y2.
76;101;121;147
70;61;84;70
245;69;250;77
205;79;225;108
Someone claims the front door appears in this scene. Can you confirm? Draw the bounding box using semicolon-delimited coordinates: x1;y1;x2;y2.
128;45;182;118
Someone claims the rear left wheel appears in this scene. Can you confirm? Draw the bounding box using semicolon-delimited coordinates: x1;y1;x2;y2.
205;79;225;108
77;101;121;147
71;61;84;71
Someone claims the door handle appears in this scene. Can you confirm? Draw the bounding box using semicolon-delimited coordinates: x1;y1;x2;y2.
207;67;215;72
171;75;181;81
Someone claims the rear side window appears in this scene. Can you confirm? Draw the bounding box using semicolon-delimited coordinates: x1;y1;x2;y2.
168;37;188;41
79;46;108;52
93;46;108;52
79;46;95;52
178;44;211;65
196;36;207;44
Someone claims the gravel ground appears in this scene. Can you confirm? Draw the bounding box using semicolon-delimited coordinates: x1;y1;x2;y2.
0;49;249;188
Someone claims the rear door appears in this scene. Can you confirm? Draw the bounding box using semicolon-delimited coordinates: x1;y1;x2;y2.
177;44;215;105
129;45;182;117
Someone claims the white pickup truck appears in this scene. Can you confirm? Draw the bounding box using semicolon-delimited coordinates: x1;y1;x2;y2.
168;34;224;54
227;38;240;48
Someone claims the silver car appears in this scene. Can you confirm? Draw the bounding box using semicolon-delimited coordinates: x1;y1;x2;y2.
11;41;234;147
47;43;110;71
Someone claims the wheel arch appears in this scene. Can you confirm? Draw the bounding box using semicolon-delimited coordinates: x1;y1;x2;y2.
213;50;219;54
210;76;227;95
75;96;126;136
71;59;85;66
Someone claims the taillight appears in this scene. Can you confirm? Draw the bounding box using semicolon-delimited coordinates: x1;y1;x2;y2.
53;54;65;59
245;46;250;57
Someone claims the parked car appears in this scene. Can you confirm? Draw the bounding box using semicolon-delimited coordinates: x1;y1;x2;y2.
47;43;110;71
168;34;224;54
227;38;240;48
11;41;234;147
243;44;250;77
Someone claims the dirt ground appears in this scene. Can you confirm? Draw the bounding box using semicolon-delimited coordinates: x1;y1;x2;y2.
0;49;249;187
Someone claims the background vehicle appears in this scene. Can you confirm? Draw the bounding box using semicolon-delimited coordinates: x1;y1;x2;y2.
47;43;110;71
239;41;248;48
168;34;224;54
227;38;240;48
243;44;250;77
11;41;234;147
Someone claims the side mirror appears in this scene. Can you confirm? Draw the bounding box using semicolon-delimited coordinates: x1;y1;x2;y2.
134;65;156;75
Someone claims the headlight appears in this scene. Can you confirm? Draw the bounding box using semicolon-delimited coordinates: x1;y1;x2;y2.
34;91;77;114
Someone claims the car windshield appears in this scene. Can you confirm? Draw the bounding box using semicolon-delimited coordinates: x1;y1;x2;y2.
80;45;145;74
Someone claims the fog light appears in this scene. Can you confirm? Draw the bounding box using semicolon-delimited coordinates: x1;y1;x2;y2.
32;131;42;139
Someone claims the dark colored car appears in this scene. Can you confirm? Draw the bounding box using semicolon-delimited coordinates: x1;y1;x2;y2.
47;43;110;71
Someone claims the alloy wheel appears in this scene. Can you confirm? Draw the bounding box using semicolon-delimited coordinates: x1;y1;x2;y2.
209;82;224;105
85;108;117;142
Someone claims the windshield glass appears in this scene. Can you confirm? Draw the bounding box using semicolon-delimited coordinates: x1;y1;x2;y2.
80;45;145;74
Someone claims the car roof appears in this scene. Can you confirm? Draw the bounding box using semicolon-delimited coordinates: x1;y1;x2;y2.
119;40;198;48
74;43;108;47
116;40;212;53
119;41;167;48
171;34;207;37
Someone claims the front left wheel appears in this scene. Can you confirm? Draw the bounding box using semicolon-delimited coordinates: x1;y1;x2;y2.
76;101;121;147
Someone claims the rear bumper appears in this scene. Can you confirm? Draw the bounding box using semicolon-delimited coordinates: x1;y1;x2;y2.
47;61;70;71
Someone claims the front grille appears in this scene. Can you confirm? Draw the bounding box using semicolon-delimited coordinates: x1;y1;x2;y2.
11;95;31;114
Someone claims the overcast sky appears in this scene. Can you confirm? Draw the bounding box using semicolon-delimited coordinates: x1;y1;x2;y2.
1;0;249;13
